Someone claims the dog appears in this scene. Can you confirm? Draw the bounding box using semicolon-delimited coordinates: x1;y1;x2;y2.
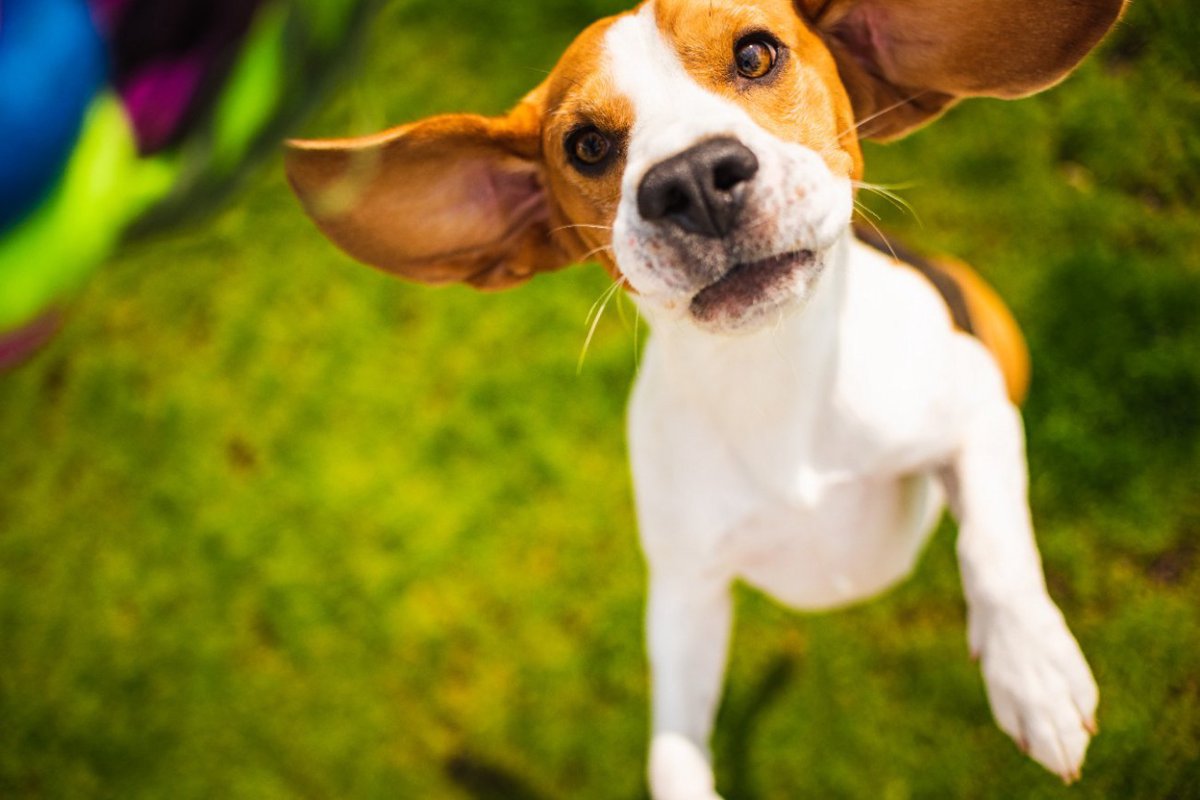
284;0;1124;796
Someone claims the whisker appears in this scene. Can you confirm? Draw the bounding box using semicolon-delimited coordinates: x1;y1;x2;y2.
855;214;900;263
853;181;921;225
550;223;615;235
837;90;930;141
615;287;643;355
585;276;623;327
853;179;917;192
853;198;881;221
578;277;628;373
614;281;633;326
577;242;615;265
632;299;642;363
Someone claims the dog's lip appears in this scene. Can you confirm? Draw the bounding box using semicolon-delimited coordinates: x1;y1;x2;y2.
689;249;815;321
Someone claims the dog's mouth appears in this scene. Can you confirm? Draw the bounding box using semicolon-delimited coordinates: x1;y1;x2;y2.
689;249;815;324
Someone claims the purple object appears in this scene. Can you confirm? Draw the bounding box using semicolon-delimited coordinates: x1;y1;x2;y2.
99;0;264;153
120;57;206;154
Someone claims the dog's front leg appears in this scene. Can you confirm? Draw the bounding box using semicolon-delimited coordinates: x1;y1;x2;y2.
646;567;732;800
945;399;1098;783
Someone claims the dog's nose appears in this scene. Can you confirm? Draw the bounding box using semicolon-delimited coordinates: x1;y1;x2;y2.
637;137;759;239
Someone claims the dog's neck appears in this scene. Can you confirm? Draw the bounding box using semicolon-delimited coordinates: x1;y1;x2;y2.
637;227;851;403
631;228;853;499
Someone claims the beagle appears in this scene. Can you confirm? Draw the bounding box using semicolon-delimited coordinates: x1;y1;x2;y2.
285;1;1124;796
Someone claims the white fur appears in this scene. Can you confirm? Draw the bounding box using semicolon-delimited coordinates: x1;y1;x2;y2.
601;6;1097;798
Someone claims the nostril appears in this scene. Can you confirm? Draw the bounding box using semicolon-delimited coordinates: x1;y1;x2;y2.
712;149;759;192
713;163;742;191
663;186;689;216
638;178;690;221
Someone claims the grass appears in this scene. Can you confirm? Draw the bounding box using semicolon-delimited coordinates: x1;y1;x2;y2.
2;1;1198;798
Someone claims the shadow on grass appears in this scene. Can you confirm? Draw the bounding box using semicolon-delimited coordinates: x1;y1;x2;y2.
446;653;798;800
714;654;798;800
446;753;559;800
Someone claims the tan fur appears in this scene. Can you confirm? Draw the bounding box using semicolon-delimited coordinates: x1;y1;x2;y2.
935;256;1032;405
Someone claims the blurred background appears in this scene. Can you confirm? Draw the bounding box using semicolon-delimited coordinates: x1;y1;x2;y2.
1;0;1197;797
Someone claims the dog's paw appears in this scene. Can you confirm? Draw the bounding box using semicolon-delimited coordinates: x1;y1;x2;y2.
970;598;1098;783
649;733;723;800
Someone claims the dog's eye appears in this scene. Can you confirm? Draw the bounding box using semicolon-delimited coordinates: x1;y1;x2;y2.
566;127;613;170
734;35;778;80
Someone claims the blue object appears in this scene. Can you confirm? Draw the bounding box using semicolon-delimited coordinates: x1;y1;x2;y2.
0;0;107;232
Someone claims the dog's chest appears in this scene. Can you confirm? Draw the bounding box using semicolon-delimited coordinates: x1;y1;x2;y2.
629;348;942;607
633;243;963;484
628;241;972;604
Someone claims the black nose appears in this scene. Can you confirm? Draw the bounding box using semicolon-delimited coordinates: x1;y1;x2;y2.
637;137;759;239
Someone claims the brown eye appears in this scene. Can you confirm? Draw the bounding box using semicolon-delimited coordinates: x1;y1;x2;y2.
735;36;777;80
568;128;612;169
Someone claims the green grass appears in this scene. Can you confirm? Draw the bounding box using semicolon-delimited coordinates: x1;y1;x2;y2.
2;1;1198;798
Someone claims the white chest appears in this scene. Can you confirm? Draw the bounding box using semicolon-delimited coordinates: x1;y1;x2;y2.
627;234;973;607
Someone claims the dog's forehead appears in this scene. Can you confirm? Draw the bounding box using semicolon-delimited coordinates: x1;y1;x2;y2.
542;0;840;129
602;3;702;124
585;0;856;176
654;0;806;56
548;2;795;116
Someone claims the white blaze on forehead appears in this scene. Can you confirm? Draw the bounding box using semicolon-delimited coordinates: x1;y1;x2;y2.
604;3;693;113
603;4;757;169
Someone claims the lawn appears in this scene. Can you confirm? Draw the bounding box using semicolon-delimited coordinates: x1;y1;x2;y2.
1;1;1198;798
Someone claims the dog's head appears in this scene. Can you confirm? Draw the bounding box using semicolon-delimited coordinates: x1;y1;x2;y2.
287;0;1122;335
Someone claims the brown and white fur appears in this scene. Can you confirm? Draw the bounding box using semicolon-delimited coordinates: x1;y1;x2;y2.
285;1;1124;796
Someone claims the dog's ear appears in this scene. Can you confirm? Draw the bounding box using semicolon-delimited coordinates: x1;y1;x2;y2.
285;100;567;290
798;0;1127;140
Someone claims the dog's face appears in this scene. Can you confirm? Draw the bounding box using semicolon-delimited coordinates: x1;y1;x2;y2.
287;0;1123;334
595;1;861;332
535;0;862;333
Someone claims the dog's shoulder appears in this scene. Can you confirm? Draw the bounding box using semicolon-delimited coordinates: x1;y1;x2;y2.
851;224;1030;405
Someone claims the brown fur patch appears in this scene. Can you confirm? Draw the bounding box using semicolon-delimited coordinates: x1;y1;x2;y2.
655;0;862;179
285;110;566;290
796;0;1127;139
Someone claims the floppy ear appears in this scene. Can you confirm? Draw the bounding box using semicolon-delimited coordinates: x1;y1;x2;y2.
798;0;1127;140
285;101;568;290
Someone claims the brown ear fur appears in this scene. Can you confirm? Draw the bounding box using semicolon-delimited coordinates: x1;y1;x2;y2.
285;102;568;290
798;0;1127;140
